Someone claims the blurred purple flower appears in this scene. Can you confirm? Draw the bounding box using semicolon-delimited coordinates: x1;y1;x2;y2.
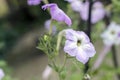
0;68;4;80
118;32;120;37
42;3;72;26
42;65;52;80
92;45;111;70
27;0;41;5
65;0;74;3
101;22;120;46
44;19;56;34
80;1;105;24
64;29;96;64
65;0;83;12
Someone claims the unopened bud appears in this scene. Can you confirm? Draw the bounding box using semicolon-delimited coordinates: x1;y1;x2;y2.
44;35;49;41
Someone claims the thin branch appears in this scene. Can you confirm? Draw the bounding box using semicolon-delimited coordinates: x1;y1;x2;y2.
84;0;93;73
111;45;120;80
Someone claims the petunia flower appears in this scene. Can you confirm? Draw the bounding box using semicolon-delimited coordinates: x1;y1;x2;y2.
80;1;105;24
65;0;83;12
27;0;41;5
64;29;96;64
42;3;72;26
101;22;120;46
0;68;4;80
44;19;56;35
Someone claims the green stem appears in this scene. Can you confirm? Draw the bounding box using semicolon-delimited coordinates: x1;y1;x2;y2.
49;19;53;35
58;54;67;80
59;75;63;80
60;54;67;72
51;58;58;71
84;0;93;74
43;0;49;4
43;0;50;13
42;0;53;35
56;30;66;55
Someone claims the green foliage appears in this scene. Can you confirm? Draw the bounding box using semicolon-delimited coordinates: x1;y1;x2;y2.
0;60;16;80
91;21;105;42
59;69;67;80
3;75;18;80
69;73;83;80
111;0;120;23
91;51;120;80
37;34;57;59
112;0;120;13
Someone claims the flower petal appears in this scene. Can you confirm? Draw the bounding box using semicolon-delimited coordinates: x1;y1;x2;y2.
42;3;57;10
67;0;83;12
76;49;89;64
44;19;56;35
76;31;90;43
64;14;72;26
42;65;52;80
92;9;105;23
79;1;105;24
0;68;4;80
42;3;72;26
50;7;72;26
82;43;96;57
27;0;41;5
65;29;77;41
64;40;78;56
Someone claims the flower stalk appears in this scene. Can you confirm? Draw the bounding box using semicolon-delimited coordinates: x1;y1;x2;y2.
103;9;120;79
111;45;120;80
43;0;49;4
49;19;53;35
59;54;67;72
92;45;111;71
84;0;93;73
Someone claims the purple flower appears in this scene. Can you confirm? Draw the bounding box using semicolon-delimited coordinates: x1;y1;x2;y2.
42;3;72;26
44;19;56;35
65;0;74;3
42;65;52;80
27;0;41;5
80;1;105;24
65;0;83;12
0;68;4;80
64;29;96;64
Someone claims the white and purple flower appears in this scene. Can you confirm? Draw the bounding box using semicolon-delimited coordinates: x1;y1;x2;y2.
80;1;105;24
42;3;72;26
101;22;120;46
27;0;41;5
0;68;4;80
64;29;96;64
44;19;56;34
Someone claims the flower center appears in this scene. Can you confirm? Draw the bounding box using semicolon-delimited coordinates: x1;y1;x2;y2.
77;40;81;46
111;30;115;35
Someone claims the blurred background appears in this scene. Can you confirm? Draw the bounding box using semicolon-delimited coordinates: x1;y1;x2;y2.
0;0;67;80
0;0;120;80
